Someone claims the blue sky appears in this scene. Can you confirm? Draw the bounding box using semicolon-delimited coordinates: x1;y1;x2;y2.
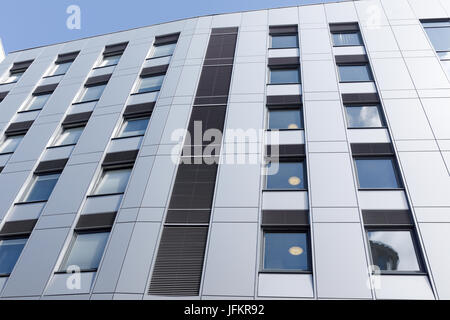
0;0;345;53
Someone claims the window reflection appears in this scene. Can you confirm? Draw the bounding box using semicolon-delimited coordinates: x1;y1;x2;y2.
332;32;363;46
355;158;402;189
346;105;383;128
338;65;373;82
270;69;300;84
368;230;421;272
269;109;303;130
264;232;310;271
271;35;298;49
266;161;306;190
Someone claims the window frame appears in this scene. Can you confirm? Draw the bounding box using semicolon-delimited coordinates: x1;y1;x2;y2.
337;63;374;83
21;93;51;113
344;104;386;129
354;156;403;190
2;71;24;84
269;67;301;85
77;84;107;103
90;166;133;197
266;107;304;131
95;54;122;69
0;236;28;277
47;61;72;77
261;229;312;274
365;227;425;275
51;125;85;148
332;31;364;47
149;43;177;59
135;75;165;94
264;158;308;191
19;173;61;204
0;134;24;155
270;34;299;49
58;229;111;273
116;116;150;139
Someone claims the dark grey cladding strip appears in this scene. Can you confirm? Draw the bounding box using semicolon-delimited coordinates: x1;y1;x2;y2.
266;95;302;106
102;150;139;168
55;51;79;64
0;219;38;237
35;158;68;175
266;144;306;158
5;121;34;136
10;60;34;73
262;211;310;226
85;74;112;87
342;93;380;105
268;57;300;67
150;26;239;297
123;102;155;118
140;65;169;78
329;22;360;33
0;91;8;102
62;112;92;127
75;212;117;231
362;210;413;227
103;42;128;56
351;143;395;156
335;54;368;65
269;25;298;35
33;83;58;95
154;33;180;46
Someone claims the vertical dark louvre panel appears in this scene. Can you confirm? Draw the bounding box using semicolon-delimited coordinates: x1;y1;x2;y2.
149;227;208;296
150;27;238;296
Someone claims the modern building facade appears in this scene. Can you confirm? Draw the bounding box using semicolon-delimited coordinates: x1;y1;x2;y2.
0;0;449;300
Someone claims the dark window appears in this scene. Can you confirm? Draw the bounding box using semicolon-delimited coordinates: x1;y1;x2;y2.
266;161;306;190
367;230;422;272
338;64;373;82
0;238;27;275
271;35;298;49
332;32;363;46
355;157;402;189
270;68;300;84
345;105;384;128
21;173;60;202
60;231;109;272
263;232;310;271
268;109;303;130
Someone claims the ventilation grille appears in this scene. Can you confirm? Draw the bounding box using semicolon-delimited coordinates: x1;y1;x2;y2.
148;227;208;296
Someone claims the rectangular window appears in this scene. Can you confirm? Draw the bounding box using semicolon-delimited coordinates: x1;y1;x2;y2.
270;68;300;84
3;71;24;84
136;75;164;93
92;168;132;195
0;238;27;276
266;161;306;190
49;62;72;76
271;35;298;49
263;232;310;272
97;54;122;68
345;105;384;128
60;231;109;272
21;173;60;203
268;109;303;130
118;117;150;138
151;43;177;58
332;32;363;47
0;135;24;154
423;21;450;78
355;157;402;189
53;126;84;147
23;94;51;112
338;64;373;82
367;230;422;272
78;84;106;103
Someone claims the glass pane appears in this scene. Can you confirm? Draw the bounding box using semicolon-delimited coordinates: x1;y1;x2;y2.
93;169;132;195
80;85;106;102
270;69;300;84
152;43;176;58
266;162;306;190
62;232;109;271
25;94;51;111
425;27;450;51
98;55;121;67
332;32;363;46
0;238;27;275
119;118;150;137
441;60;450;78
269;110;303;130
368;231;421;272
346;105;383;128
23;174;60;202
137;75;164;93
422;21;450;28
338;65;373;82
271;35;298;49
52;62;71;76
355;158;401;189
438;51;450;60
264;233;310;271
54;127;84;146
0;135;23;154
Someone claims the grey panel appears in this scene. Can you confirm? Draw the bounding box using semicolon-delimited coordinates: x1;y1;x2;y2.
351;143;394;156
329;22;359;32
5;121;34;136
34;158;68;175
362;210;413;226
55;51;79;64
269;25;298;35
103;42;128;56
262;211;309;226
33;83;58;95
154;33;180;46
76;212;117;230
0;219;38;237
85;74;112;87
102;150;139;168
